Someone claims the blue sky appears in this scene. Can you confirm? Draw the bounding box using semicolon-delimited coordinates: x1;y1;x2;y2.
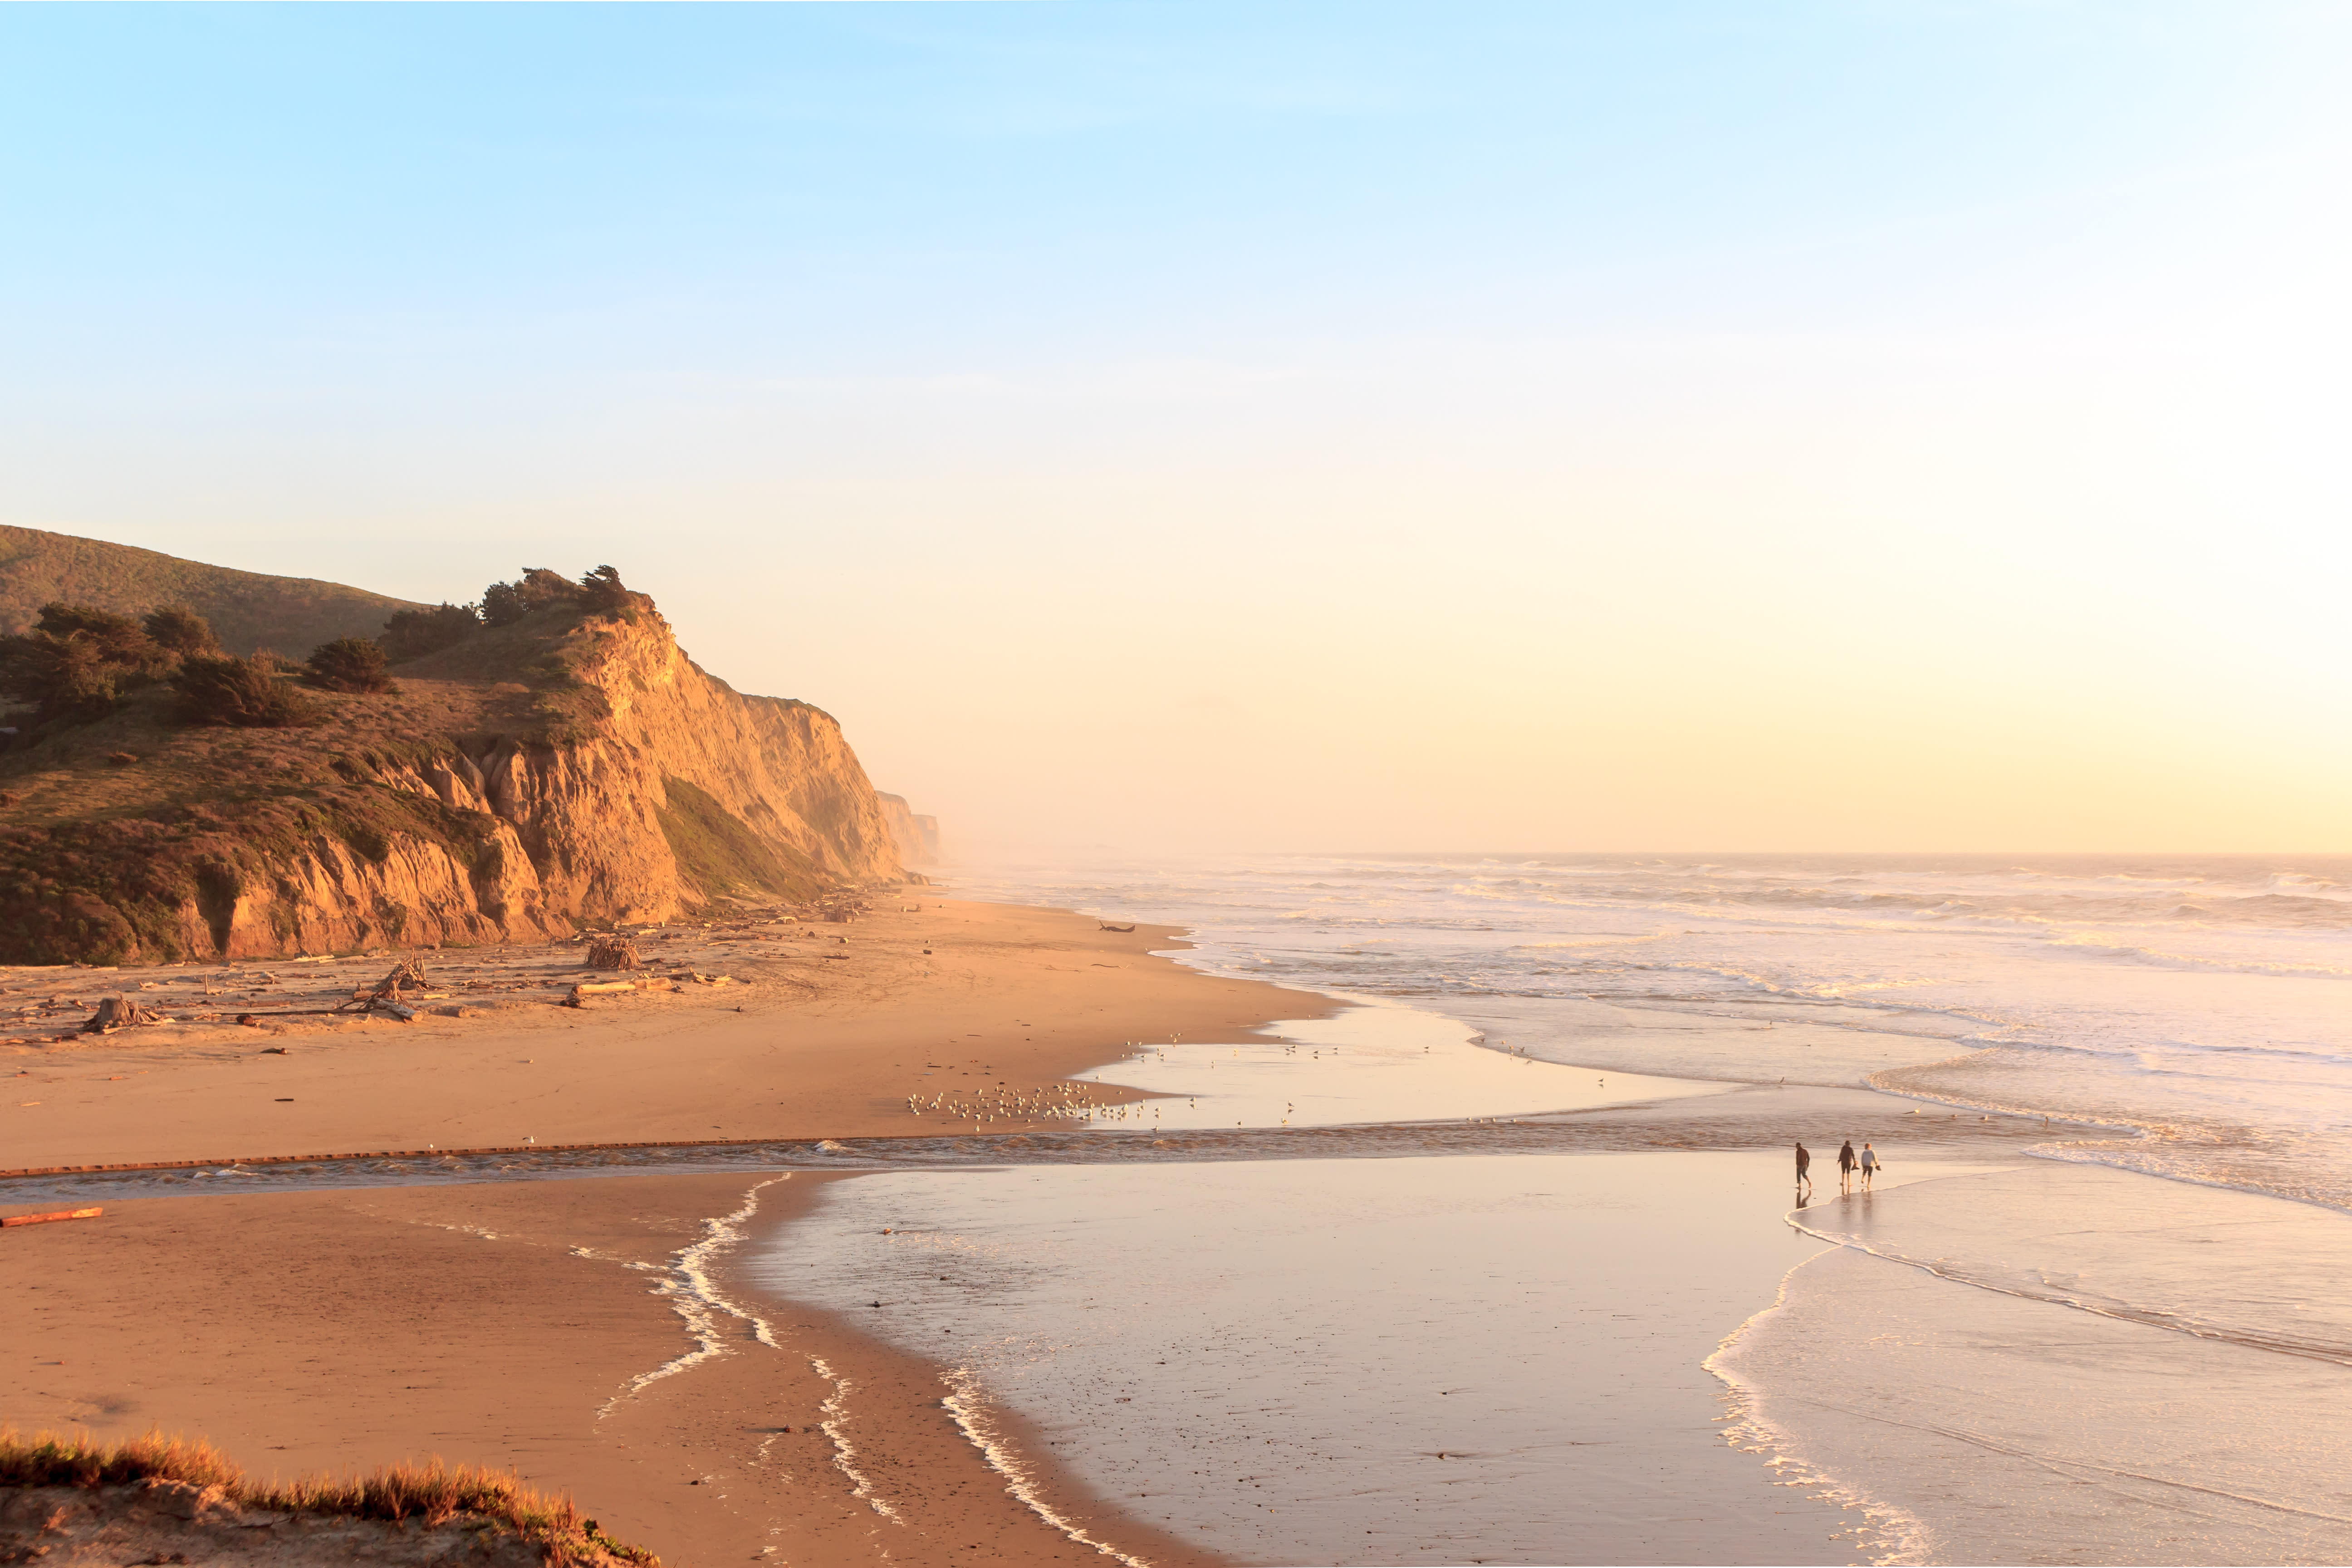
4;4;2346;851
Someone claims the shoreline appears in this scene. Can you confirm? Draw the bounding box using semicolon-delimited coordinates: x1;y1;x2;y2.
1;894;2085;1566
1;898;1312;1567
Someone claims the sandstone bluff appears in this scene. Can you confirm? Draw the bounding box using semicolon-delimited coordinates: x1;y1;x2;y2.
0;543;925;964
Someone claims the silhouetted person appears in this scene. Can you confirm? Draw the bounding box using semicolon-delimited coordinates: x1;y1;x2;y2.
1795;1141;1812;1197
1838;1139;1857;1192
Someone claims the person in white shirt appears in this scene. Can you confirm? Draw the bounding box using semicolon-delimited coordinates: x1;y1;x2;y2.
1859;1142;1880;1191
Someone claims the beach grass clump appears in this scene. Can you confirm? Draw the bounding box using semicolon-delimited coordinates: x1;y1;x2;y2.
0;1426;658;1566
0;1426;244;1492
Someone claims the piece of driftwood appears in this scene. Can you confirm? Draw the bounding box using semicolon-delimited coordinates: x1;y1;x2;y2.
331;960;429;1020
81;997;163;1034
3;1206;103;1228
584;937;643;970
563;976;679;1007
1098;922;1137;933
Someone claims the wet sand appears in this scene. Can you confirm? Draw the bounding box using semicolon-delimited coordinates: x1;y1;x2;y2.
0;899;1298;1567
0;1170;1224;1568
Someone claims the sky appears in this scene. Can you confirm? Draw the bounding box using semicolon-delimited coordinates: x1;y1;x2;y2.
3;2;2347;857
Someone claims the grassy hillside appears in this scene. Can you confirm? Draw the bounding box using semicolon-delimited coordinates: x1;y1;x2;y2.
0;525;421;657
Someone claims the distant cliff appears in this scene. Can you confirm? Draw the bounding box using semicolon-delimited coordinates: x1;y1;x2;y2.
874;792;940;867
0;571;913;964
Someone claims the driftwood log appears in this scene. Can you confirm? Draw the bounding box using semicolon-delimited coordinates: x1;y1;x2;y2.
564;976;678;1007
329;960;431;1020
1098;922;1137;933
584;937;643;970
2;1206;103;1228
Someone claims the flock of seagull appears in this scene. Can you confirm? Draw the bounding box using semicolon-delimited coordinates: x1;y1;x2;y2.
904;1078;1164;1125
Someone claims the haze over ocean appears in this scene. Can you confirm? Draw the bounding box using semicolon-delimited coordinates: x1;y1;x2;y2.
3;3;2346;854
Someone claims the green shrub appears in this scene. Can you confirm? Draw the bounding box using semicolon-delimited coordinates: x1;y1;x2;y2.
29;603;162;666
0;602;172;727
305;636;393;693
142;605;221;657
173;654;319;727
380;602;481;662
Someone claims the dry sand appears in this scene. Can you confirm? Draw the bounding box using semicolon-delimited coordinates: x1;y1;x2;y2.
0;900;1313;1566
2;899;1329;1172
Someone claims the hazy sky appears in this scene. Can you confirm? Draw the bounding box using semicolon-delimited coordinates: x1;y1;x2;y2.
4;3;2346;855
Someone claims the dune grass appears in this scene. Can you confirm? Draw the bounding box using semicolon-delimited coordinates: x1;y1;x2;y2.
0;1426;657;1565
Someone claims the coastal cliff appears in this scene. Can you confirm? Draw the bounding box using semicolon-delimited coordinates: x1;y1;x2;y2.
875;791;940;867
0;575;915;964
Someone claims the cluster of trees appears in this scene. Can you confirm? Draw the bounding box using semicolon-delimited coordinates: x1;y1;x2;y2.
381;565;631;663
0;565;636;740
0;603;318;731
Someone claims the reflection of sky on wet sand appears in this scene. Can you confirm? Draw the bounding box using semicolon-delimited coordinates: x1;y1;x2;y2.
1720;1161;2352;1564
760;1149;1867;1566
1069;1000;1725;1132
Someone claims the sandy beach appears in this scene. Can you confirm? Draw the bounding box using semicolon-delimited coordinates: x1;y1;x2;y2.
0;899;1315;1566
0;891;2097;1566
3;900;1329;1173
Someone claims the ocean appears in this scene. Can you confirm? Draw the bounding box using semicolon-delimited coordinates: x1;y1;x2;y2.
759;853;2352;1563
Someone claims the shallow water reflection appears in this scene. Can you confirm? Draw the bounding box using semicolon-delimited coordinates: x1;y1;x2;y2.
1070;1001;1722;1131
757;1150;1867;1566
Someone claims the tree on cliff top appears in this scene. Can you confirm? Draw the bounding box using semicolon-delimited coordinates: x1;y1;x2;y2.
380;602;481;663
480;568;578;626
579;564;632;614
478;566;634;627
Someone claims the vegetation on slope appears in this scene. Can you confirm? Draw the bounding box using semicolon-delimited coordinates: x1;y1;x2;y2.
0;562;863;962
657;776;829;903
0;1426;657;1566
0;525;421;656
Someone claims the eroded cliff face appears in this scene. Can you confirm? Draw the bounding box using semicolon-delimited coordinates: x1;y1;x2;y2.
0;598;909;963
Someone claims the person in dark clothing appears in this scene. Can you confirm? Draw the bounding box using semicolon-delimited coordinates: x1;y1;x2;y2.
1795;1141;1813;1197
1837;1139;1857;1192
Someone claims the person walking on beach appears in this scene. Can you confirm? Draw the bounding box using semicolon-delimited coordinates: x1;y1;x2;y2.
1795;1141;1812;1197
1837;1139;1856;1192
1859;1142;1880;1191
